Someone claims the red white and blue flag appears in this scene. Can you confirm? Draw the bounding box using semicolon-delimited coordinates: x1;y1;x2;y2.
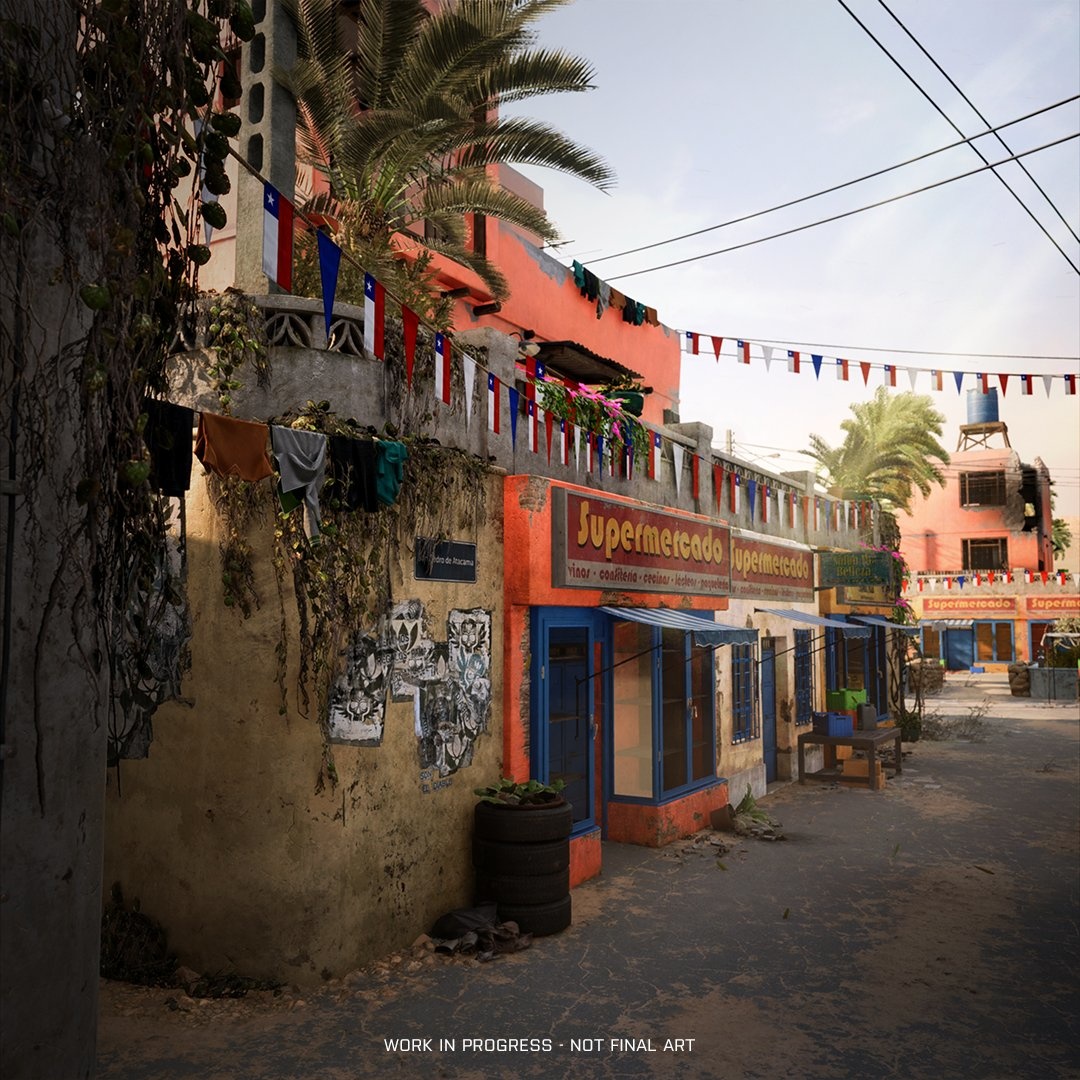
262;182;294;291
1066;373;1077;396
527;401;539;453
434;333;451;404
685;331;700;355
648;431;662;480
363;273;384;360
836;358;849;381
787;350;801;373
884;364;896;387
487;373;500;433
737;339;750;364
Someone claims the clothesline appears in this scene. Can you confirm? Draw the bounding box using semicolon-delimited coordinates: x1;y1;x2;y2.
144;398;408;540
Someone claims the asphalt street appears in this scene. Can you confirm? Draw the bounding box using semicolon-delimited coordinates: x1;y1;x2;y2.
97;674;1080;1080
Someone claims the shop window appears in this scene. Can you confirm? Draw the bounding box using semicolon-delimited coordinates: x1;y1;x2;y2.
960;471;1007;507
794;629;814;725
731;644;757;743
975;621;1014;662
611;618;717;800
962;538;1008;571
612;621;654;799
921;626;942;661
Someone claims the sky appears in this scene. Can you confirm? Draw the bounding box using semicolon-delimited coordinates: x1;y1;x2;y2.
502;0;1080;515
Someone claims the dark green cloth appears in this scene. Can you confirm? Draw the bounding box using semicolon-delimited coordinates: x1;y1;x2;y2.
376;441;408;506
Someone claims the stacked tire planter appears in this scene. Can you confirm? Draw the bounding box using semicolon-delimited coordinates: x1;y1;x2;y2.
472;799;573;936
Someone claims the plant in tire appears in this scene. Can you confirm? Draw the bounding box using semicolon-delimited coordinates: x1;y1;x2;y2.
474;777;566;806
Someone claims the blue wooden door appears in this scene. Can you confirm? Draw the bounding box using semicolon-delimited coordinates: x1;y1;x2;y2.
945;629;974;671
760;644;777;783
547;626;593;828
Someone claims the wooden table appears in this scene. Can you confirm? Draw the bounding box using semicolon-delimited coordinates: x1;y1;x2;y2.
797;728;902;791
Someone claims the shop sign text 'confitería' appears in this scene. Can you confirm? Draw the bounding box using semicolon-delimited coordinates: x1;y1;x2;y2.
552;489;730;597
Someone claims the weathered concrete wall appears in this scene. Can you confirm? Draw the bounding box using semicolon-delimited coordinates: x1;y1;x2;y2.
103;470;505;984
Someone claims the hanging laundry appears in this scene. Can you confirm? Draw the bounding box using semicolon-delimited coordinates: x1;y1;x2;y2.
621;296;637;324
375;440;409;506
195;412;273;482
633;301;646;326
572;261;599;302
271;426;327;537
596;280;610;319
608;288;627;311
328;435;379;512
143;398;193;496
571;260;586;291
644;306;659;326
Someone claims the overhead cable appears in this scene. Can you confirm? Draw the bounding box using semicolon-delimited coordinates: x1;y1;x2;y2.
589;94;1078;266
836;0;1079;274
605;132;1079;282
876;0;1080;247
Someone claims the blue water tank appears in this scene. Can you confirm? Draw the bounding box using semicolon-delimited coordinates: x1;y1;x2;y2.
966;387;999;424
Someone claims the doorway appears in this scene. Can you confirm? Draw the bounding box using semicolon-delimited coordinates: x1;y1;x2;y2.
760;643;777;783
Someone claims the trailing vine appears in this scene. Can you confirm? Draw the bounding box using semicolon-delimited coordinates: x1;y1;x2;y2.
203;288;270;413
0;1;255;779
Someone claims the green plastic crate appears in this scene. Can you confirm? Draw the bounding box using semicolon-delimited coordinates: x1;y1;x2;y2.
825;688;868;711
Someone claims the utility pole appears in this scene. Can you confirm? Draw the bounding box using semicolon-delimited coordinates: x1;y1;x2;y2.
725;429;733;455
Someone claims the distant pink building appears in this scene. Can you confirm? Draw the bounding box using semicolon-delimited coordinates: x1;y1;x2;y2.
896;391;1076;669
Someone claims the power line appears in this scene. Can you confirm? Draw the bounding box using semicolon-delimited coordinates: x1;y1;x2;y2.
835;0;1079;274
605;132;1080;283
876;0;1080;247
587;94;1079;266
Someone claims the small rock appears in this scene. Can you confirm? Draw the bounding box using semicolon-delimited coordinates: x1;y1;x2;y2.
174;966;200;992
406;960;422;973
412;934;435;951
289;999;306;1011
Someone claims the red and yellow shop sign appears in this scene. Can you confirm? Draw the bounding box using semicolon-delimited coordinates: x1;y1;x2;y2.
923;596;1016;614
729;534;813;601
1026;595;1080;614
552;490;730;597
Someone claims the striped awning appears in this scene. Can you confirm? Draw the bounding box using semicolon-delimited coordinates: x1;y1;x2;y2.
921;619;973;630
753;607;871;638
600;607;757;647
851;614;919;635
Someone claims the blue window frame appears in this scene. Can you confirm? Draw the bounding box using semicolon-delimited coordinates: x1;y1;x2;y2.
731;644;758;743
794;629;814;726
608;614;719;803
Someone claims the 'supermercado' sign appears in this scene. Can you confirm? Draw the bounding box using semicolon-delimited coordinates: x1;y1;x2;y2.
552;489;730;597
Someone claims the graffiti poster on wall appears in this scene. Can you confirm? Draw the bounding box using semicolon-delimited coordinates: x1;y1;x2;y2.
448;608;492;745
388;599;444;701
325;600;493;779
327;633;392;746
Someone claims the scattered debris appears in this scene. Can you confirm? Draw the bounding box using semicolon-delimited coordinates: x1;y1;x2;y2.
99;883;177;987
782;908;790;920
921;702;989;742
1036;760;1058;773
972;865;995;875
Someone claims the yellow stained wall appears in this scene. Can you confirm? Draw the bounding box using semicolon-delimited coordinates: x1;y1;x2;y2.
104;472;505;984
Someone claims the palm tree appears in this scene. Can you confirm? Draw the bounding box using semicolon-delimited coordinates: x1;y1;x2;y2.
807;388;949;512
278;0;613;318
1052;516;1072;561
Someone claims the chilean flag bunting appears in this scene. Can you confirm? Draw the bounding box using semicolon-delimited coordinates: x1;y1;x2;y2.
261;182;294;291
362;273;384;360
487;373;500;434
434;333;451;404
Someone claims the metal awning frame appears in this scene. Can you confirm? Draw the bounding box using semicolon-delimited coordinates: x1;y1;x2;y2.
753;606;872;639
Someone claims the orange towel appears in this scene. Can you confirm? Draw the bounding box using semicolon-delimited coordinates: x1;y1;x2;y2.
195;412;273;482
